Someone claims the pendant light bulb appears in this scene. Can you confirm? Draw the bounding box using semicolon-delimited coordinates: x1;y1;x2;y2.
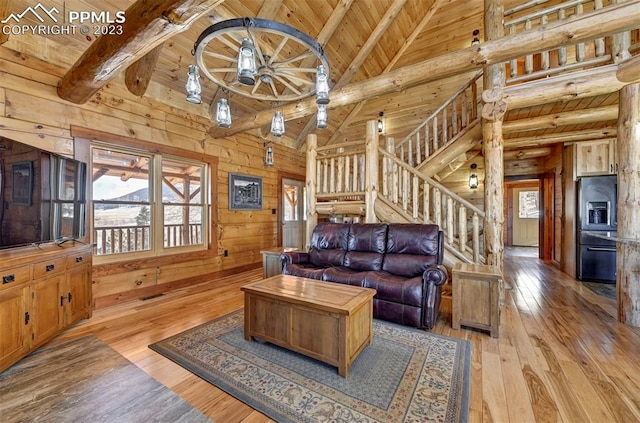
317;104;328;129
237;37;257;86
316;65;330;105
271;111;285;137
216;98;231;128
185;64;202;104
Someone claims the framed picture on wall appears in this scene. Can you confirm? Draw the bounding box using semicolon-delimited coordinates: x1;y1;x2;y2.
12;161;33;206
229;173;263;210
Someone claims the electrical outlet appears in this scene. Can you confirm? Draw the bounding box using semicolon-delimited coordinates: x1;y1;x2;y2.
223;249;228;257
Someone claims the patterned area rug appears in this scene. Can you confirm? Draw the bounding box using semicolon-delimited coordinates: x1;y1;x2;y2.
150;310;471;423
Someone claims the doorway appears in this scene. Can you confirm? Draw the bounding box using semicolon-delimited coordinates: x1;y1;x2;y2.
281;177;305;249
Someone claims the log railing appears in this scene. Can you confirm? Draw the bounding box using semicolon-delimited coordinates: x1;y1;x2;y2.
379;148;485;263
314;141;366;201
504;0;624;83
395;72;481;169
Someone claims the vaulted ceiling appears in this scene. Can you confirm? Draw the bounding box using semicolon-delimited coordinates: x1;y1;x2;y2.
1;0;636;177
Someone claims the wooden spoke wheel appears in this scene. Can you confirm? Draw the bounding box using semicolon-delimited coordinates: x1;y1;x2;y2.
193;18;330;102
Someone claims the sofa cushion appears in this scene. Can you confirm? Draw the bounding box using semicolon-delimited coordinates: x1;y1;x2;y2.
383;224;441;277
323;266;368;287
309;223;350;267
365;271;423;307
343;223;387;271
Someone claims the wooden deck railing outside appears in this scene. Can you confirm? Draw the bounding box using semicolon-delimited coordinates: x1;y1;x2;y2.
94;223;202;255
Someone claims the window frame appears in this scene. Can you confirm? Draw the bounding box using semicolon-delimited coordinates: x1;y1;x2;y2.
73;127;218;265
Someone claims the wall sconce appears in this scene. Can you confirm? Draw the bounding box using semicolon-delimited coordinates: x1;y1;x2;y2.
215;97;231;128
271;110;285;137
377;111;385;134
264;142;274;166
469;163;478;189
317;104;328;128
471;29;480;46
185;64;202;104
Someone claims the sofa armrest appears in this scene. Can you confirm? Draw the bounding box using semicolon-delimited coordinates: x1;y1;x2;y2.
281;251;310;266
423;264;448;287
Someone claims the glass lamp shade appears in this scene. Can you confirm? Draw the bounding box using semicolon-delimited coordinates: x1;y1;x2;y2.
271;111;285;137
469;174;479;189
316;65;330;104
185;64;202;104
265;145;274;166
237;38;257;86
216;98;231;128
317;104;328;129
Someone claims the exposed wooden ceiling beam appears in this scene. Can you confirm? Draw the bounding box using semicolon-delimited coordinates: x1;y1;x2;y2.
617;54;640;82
125;44;164;96
209;1;640;138
503;105;618;132
325;0;444;147
504;65;625;109
505;129;617;149
503;147;552;161
294;0;407;146
57;0;225;104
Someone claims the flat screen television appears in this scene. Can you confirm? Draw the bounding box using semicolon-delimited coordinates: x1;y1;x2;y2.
0;137;87;249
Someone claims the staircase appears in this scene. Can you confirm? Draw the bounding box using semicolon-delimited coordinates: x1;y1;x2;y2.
305;0;638;269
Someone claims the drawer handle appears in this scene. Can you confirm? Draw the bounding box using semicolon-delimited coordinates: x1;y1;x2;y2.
46;264;55;272
25;312;30;325
76;256;83;263
2;274;15;284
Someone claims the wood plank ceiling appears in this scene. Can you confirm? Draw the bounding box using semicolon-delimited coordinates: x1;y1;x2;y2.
0;0;628;175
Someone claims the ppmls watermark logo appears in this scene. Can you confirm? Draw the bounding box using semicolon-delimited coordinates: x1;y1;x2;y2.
2;2;126;36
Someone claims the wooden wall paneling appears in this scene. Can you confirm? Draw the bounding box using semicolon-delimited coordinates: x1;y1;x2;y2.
0;116;73;155
0;51;305;309
0;87;4;115
561;145;577;278
93;268;158;299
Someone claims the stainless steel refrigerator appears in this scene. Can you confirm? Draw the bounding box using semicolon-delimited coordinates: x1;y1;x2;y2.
577;175;617;283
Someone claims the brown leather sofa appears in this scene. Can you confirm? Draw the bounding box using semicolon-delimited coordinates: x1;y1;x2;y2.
281;223;448;329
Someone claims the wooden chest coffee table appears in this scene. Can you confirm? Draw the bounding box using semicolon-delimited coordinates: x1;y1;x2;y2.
241;275;376;377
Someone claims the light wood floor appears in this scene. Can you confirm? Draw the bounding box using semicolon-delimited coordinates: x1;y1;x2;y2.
49;252;640;423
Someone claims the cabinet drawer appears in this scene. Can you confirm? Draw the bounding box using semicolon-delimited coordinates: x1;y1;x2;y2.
33;257;66;278
0;265;31;289
66;251;92;270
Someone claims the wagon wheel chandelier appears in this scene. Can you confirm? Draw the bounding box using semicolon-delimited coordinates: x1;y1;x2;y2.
185;17;331;136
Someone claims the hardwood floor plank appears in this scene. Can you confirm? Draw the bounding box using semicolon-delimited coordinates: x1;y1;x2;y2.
3;252;640;423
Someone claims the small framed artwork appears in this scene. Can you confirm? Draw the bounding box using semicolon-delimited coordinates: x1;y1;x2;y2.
12;161;33;206
229;173;263;210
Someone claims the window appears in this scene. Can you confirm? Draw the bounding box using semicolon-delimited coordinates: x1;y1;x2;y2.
91;145;209;260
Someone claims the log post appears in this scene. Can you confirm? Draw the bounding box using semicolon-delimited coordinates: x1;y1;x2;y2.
611;0;631;63
365;120;379;223
483;0;506;276
0;0;10;45
305;134;318;249
617;83;640;327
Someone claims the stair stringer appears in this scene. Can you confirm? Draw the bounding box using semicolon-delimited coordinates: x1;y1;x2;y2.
416;119;482;178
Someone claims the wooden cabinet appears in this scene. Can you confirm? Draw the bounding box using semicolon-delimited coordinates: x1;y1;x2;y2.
575;139;617;177
0;243;92;372
452;263;502;338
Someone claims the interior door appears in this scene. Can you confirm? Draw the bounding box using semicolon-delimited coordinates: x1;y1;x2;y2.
282;178;305;249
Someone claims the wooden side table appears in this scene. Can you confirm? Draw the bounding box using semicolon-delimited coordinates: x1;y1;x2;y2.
452;263;502;338
260;248;298;279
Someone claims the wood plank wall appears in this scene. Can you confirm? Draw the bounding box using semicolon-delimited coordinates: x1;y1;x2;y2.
0;46;305;308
